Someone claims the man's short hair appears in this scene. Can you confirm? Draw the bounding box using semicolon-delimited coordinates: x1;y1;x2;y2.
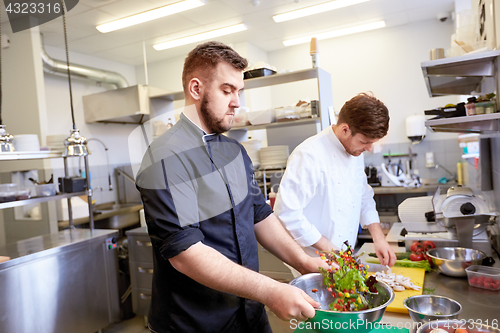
337;93;389;139
182;41;248;93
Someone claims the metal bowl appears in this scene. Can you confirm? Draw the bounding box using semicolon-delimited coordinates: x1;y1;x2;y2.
417;319;500;333
403;295;462;323
426;247;486;277
289;273;394;333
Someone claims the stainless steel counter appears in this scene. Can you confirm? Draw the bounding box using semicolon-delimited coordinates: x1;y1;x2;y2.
0;228;117;269
372;184;456;195
0;229;120;333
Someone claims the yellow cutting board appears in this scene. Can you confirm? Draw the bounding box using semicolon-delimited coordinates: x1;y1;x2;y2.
368;266;425;314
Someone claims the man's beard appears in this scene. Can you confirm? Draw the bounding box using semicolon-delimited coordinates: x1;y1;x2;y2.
200;93;232;134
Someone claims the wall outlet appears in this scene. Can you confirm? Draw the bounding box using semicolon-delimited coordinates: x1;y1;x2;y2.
426;152;435;168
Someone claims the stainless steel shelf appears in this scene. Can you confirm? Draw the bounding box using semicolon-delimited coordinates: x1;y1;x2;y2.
421;50;500;97
243;68;321;89
149;68;324;101
425;113;500;133
230;118;320;131
0;150;65;161
0;191;88;209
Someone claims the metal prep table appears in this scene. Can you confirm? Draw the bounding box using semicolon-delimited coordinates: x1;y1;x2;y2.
357;242;500;329
0;228;120;333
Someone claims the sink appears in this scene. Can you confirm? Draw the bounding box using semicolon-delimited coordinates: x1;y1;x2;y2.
93;202;143;230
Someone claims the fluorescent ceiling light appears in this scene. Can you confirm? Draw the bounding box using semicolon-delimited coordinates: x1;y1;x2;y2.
153;23;247;51
273;0;370;23
96;0;205;33
283;20;386;46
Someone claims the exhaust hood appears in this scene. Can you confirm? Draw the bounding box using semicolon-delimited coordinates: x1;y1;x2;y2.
83;85;173;124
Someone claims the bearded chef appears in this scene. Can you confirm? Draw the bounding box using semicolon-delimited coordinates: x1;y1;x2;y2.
274;93;397;274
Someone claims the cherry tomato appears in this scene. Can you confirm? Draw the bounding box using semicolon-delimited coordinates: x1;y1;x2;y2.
493;280;500;289
469;277;477;286
410;241;423;253
421;240;436;251
410;253;424;261
423;253;434;267
455;329;469;333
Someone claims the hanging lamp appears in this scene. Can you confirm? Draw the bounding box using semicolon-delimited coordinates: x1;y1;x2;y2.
60;0;90;157
0;7;15;152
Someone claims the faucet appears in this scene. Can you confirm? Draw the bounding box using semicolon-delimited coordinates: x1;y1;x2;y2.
116;168;136;185
87;138;113;191
435;164;456;182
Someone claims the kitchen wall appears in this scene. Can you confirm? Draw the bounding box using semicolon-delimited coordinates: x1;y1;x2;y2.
42;45;139;205
0;28;141;245
138;18;465;178
266;18;459;145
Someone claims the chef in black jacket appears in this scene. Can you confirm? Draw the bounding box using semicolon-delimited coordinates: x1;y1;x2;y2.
136;41;330;333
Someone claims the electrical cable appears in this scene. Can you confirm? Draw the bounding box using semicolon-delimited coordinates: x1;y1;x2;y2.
61;0;76;130
0;10;3;126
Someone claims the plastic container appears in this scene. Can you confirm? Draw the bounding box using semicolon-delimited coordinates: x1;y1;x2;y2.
15;189;31;200
484;101;496;114
475;101;488;115
35;183;57;197
247;109;276;125
465;265;500;291
0;183;18;203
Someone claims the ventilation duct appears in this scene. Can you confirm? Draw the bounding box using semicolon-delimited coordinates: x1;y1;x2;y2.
40;35;129;89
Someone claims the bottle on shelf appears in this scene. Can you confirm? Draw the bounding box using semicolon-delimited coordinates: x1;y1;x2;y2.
466;97;476;116
310;37;319;68
166;118;173;130
457;161;463;185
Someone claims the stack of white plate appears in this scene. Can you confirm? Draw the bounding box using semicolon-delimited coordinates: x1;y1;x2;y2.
13;134;40;151
259;145;289;169
46;134;67;151
240;140;262;169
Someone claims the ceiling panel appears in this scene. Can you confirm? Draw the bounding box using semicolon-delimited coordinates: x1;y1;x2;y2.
304;6;362;32
39;19;96;46
80;0;120;9
12;0;458;65
66;3;94;17
97;0;169;20
177;1;241;26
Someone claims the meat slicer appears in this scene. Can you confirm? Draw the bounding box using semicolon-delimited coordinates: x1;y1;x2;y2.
398;186;498;256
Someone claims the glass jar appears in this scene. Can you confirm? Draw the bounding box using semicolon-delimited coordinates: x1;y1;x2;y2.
466;97;476;116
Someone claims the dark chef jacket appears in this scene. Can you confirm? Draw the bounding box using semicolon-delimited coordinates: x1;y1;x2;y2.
136;112;273;333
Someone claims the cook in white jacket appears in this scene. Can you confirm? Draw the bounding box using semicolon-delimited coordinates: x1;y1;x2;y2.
274;93;396;268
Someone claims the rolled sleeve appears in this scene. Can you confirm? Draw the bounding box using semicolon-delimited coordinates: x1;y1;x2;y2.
159;228;205;259
291;224;322;248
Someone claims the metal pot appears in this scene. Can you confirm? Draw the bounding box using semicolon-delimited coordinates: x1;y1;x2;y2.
426;247;487;277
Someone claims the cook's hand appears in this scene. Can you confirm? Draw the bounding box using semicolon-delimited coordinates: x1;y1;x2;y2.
264;284;319;321
374;239;396;267
311;257;339;273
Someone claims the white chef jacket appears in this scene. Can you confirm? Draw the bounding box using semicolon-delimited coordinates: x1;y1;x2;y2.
274;127;380;256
